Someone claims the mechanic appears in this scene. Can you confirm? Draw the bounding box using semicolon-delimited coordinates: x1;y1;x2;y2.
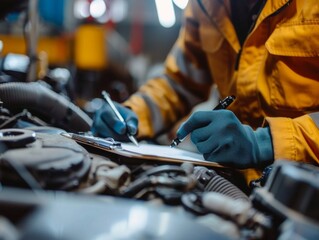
92;0;319;183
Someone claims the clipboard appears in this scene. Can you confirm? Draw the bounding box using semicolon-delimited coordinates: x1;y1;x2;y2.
61;133;225;168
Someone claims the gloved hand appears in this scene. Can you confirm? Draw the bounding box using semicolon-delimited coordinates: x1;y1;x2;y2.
91;102;138;141
176;110;274;169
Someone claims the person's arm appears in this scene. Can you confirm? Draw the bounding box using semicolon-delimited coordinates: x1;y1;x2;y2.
266;114;319;165
240;113;319;184
124;2;213;139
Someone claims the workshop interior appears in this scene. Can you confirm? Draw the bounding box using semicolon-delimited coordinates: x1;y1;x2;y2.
0;0;318;239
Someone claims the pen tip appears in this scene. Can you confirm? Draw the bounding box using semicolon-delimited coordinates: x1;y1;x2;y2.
60;132;71;138
128;135;139;147
170;138;180;148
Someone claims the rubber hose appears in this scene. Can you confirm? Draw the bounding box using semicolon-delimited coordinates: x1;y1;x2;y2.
193;166;249;202
0;82;92;132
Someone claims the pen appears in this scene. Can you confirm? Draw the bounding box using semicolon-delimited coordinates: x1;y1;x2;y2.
101;91;139;147
170;95;236;148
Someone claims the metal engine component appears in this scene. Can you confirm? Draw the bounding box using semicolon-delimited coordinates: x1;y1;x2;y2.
0;82;92;132
0;128;36;148
252;160;319;239
0;130;91;190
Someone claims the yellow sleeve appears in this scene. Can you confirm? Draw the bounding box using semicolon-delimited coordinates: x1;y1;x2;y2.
266;114;319;165
240;114;319;185
124;2;213;139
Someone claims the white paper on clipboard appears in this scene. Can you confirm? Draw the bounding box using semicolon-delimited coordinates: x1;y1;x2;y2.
60;132;223;167
120;143;205;163
111;142;223;167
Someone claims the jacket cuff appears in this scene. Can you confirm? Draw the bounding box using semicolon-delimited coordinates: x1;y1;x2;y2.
265;117;296;161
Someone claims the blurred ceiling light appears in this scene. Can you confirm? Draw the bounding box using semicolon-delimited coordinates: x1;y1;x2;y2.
111;0;128;23
74;0;90;19
90;0;107;19
173;0;189;9
155;0;176;28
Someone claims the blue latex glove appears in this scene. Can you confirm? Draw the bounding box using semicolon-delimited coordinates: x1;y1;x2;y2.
176;110;274;169
91;102;138;141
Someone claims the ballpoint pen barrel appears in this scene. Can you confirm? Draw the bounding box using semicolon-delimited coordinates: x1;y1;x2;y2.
102;91;139;147
102;91;125;122
213;95;236;110
170;95;236;148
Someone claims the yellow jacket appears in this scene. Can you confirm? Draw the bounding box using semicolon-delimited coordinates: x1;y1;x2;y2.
124;0;319;181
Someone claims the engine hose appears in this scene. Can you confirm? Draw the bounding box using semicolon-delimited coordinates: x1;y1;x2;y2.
0;82;92;132
193;166;249;202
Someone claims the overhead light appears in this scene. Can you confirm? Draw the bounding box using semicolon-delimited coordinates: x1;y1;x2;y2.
173;0;189;9
74;0;90;19
155;0;176;28
90;0;107;19
111;0;128;23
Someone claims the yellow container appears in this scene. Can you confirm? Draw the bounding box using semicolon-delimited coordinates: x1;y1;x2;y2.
0;34;71;66
74;24;108;70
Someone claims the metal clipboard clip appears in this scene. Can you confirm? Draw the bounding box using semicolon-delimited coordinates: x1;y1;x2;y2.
61;133;122;150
